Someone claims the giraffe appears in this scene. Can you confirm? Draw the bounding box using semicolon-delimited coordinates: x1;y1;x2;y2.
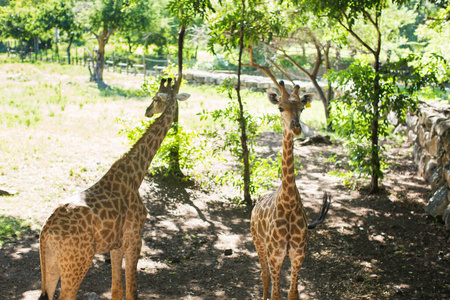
38;78;190;300
250;81;331;300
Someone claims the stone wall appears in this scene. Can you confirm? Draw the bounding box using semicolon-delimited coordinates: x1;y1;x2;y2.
405;102;450;229
183;70;324;95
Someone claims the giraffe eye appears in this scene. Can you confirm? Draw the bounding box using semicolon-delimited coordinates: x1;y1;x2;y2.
278;106;284;112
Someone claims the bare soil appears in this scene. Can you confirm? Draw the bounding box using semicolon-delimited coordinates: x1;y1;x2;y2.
1;134;449;299
0;68;448;299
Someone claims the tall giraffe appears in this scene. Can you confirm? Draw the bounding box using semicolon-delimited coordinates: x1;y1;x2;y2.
250;81;331;300
38;78;190;300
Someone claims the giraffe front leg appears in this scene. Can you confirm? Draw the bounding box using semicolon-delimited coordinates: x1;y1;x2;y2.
252;235;270;300
124;239;142;300
111;248;124;300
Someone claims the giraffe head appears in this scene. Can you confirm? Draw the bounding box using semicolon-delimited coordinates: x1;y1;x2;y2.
267;81;313;136
145;78;190;118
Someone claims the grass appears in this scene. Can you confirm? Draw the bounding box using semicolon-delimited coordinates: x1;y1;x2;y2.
0;215;34;246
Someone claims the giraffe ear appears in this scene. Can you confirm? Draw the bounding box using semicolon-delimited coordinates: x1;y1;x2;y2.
267;91;280;105
176;93;190;101
301;93;314;107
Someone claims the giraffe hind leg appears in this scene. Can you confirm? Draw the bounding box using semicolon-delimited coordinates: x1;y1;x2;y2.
41;241;60;300
287;247;306;300
58;246;95;299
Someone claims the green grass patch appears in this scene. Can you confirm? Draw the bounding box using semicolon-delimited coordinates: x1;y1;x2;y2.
0;215;34;246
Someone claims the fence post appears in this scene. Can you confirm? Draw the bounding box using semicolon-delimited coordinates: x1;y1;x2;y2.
143;53;146;79
113;52;116;72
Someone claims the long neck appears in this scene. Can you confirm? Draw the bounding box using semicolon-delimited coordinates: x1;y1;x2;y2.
281;127;296;192
105;98;177;190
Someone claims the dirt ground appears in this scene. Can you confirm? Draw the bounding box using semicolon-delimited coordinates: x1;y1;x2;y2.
1;131;449;299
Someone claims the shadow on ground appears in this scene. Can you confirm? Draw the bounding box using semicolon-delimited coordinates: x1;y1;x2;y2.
1;141;449;299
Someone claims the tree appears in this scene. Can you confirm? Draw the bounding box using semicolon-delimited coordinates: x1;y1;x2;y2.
209;0;340;129
208;0;281;209
0;6;38;60
414;0;450;82
88;0;153;83
298;0;415;193
262;12;339;128
39;0;83;64
164;0;214;177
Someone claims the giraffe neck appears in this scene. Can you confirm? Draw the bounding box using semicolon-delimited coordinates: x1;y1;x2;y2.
281;127;296;193
104;97;178;190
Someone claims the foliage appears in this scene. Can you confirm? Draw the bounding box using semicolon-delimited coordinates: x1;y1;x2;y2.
167;0;214;27
328;55;443;179
88;0;156;82
118;64;211;179
199;78;281;205
0;6;38;46
117;116;209;178
0;215;32;246
208;0;286;55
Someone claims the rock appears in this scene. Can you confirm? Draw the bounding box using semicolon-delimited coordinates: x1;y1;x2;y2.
424;184;450;216
418;152;431;178
434;119;450;136
224;249;233;256
388;111;398;126
408;130;418;144
82;292;102;300
443;164;450;186
430;168;445;194
424;159;438;183
430;116;447;137
300;121;318;137
418;126;429;148
427;135;442;157
393;124;407;135
443;205;450;230
413;144;422;165
296;135;332;146
405;114;418;128
0;188;18;196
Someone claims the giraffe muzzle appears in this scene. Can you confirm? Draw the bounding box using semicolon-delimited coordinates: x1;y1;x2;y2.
291;120;302;136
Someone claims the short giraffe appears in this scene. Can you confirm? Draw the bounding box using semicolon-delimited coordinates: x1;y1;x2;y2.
251;81;331;300
38;78;190;300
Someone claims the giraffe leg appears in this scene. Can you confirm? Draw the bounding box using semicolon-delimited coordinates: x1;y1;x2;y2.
58;249;94;300
287;247;306;300
42;243;60;300
252;236;270;300
268;252;285;300
124;239;142;300
111;248;124;300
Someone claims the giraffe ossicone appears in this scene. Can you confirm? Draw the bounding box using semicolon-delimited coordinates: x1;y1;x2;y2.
251;80;331;300
38;77;189;300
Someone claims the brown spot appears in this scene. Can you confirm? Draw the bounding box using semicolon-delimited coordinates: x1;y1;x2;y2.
287;186;295;195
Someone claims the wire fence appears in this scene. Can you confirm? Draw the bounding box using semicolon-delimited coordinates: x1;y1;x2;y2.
2;40;178;77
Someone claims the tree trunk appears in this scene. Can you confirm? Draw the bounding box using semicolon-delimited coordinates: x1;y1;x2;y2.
93;43;105;82
93;28;113;83
370;52;381;193
167;25;186;178
67;36;73;65
238;0;252;211
19;39;24;62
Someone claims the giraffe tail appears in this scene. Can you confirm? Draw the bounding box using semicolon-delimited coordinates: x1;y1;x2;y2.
308;192;331;229
38;229;49;300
